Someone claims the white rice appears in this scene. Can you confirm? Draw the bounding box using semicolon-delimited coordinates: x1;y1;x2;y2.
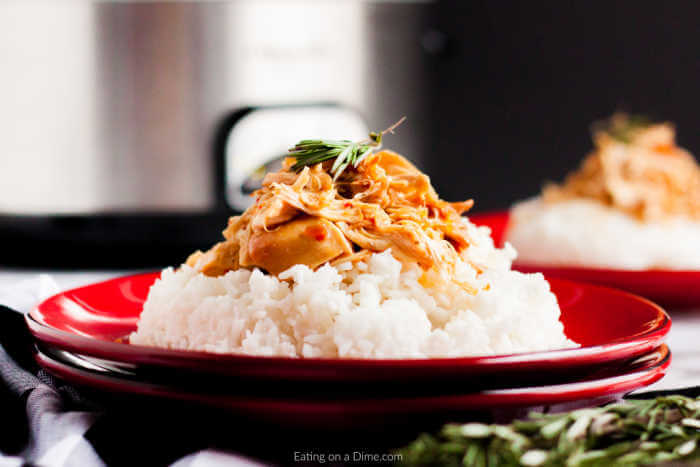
131;220;574;358
507;197;700;270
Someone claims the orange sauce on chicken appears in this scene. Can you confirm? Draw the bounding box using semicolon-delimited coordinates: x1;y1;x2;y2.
186;151;478;292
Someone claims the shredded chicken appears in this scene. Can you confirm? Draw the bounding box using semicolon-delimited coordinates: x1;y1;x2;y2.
186;150;479;292
543;115;700;221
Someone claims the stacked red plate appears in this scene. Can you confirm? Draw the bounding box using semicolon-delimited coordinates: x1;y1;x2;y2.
26;271;671;428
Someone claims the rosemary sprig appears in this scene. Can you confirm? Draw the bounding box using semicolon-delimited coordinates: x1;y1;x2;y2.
289;116;406;179
397;395;700;466
592;113;653;144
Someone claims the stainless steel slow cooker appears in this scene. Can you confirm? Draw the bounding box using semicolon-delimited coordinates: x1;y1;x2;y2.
0;0;435;266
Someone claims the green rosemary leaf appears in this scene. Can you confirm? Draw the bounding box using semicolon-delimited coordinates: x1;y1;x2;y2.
458;423;492;438
354;146;374;167
541;418;569;439
513;420;542;433
331;144;354;173
462;443;481;466
520;449;548;466
592;113;653;143
288;116;406;178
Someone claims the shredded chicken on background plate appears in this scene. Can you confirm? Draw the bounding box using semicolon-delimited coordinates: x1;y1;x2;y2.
544;114;700;221
187;151;480;292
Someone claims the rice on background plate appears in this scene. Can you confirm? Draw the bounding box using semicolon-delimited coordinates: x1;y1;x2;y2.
131;220;575;359
506;114;700;271
508;198;700;271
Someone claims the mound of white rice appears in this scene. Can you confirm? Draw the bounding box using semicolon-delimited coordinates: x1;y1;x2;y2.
131;221;574;358
507;198;700;270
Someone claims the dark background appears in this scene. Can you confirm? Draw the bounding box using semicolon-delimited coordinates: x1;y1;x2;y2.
1;0;698;268
425;0;699;211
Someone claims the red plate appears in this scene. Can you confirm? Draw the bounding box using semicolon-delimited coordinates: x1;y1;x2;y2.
471;211;700;309
26;272;670;388
33;344;670;429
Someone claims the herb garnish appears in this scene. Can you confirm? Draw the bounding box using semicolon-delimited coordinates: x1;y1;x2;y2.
289;116;406;179
592;113;653;144
397;395;700;466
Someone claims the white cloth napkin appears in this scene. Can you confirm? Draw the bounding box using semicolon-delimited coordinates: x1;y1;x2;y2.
0;272;262;467
0;274;61;314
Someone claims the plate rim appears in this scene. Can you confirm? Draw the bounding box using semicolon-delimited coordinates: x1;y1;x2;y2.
34;341;672;394
32;342;671;411
26;273;671;372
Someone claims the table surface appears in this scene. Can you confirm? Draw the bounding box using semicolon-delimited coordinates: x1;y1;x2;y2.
1;268;698;393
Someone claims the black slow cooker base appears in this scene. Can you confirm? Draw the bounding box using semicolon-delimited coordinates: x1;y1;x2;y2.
0;213;230;269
